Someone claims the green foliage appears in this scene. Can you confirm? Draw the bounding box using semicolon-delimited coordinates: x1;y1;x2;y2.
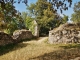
0;2;26;34
0;0;72;13
21;12;37;34
0;3;18;29
25;16;33;29
27;3;36;16
0;0;73;35
71;2;80;23
21;12;27;20
27;0;54;33
48;0;72;13
39;9;56;35
27;0;63;36
3;17;18;34
25;16;35;34
62;15;68;24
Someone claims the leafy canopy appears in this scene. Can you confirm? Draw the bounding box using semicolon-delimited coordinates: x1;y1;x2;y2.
71;2;80;23
0;0;72;13
27;0;64;35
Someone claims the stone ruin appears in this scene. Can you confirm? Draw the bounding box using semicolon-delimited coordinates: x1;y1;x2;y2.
13;29;33;40
0;29;33;46
33;20;39;37
49;23;80;44
0;31;14;46
12;29;33;42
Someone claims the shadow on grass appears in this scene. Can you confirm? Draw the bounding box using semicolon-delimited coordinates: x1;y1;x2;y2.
59;44;80;49
29;49;80;60
29;44;80;60
0;43;29;56
0;37;39;56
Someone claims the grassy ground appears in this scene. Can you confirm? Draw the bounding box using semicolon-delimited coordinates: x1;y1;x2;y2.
0;37;80;60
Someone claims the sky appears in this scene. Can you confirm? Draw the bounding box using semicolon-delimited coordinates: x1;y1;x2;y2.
14;0;37;12
14;0;80;21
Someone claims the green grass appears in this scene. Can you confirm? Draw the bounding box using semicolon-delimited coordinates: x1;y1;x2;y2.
0;43;28;56
0;37;80;60
0;44;15;55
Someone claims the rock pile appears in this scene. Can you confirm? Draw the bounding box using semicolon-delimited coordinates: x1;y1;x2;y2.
49;23;80;44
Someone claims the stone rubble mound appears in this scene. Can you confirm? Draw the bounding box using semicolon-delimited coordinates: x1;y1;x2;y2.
49;23;80;44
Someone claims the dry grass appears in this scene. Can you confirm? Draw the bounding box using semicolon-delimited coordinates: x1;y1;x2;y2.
0;37;80;60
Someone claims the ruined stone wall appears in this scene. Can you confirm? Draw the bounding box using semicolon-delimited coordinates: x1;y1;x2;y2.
49;23;80;44
12;29;33;41
0;31;14;46
0;29;33;46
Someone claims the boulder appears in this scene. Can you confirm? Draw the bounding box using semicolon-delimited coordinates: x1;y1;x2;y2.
12;29;33;42
0;31;14;46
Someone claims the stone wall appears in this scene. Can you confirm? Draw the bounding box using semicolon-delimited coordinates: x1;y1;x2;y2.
0;29;33;46
49;23;80;44
12;29;33;42
0;31;14;46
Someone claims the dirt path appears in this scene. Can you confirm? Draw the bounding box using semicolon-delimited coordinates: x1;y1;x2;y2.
23;37;48;44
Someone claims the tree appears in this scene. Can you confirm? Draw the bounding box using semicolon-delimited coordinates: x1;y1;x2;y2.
21;12;27;21
0;2;26;34
48;0;72;13
25;16;33;29
27;0;64;36
62;14;68;24
0;0;27;9
71;2;80;23
0;0;73;35
0;0;72;13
